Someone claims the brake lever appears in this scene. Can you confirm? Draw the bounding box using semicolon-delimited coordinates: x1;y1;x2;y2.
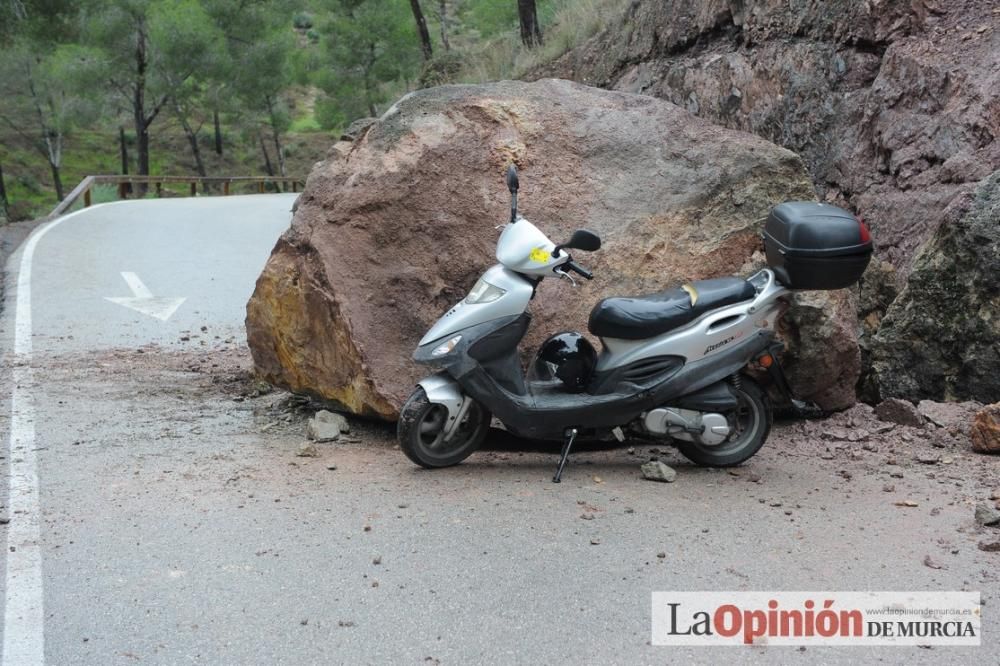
554;268;577;287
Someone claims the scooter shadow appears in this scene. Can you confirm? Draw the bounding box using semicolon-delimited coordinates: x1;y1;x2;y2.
474;427;718;474
480;427;621;454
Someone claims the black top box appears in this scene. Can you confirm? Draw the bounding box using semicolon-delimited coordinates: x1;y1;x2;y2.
763;202;873;290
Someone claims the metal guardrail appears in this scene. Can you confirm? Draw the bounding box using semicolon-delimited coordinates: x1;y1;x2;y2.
50;175;305;218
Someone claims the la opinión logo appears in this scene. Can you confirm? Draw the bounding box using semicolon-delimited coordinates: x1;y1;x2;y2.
664;598;864;643
651;591;980;646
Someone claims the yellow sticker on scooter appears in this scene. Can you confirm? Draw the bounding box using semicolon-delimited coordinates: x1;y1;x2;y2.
530;247;551;263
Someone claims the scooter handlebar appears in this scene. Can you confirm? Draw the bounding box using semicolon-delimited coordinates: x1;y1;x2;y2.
564;259;593;280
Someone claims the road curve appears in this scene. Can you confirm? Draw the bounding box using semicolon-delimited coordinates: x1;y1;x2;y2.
2;194;295;664
26;195;298;354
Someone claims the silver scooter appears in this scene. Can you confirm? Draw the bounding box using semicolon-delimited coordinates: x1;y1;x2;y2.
398;165;872;481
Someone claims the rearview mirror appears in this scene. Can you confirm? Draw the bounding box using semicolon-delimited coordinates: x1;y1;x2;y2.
506;164;519;193
554;229;602;256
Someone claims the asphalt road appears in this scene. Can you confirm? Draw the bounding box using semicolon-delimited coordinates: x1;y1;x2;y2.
1;195;997;665
26;195;298;353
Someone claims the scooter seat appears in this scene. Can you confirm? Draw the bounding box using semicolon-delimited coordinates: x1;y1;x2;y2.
588;277;757;340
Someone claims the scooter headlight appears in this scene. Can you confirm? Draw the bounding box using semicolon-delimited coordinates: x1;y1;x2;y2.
465;279;507;304
431;335;462;357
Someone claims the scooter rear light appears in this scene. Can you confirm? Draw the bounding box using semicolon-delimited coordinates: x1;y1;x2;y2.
856;215;871;244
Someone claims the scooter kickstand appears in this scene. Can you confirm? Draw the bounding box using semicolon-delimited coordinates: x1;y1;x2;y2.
553;428;578;483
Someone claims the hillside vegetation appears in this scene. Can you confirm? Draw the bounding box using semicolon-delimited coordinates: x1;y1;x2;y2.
0;0;623;221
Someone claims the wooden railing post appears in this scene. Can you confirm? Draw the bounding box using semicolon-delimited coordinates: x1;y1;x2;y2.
223;181;230;196
84;188;92;207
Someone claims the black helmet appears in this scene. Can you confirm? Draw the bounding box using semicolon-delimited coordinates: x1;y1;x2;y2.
530;332;597;393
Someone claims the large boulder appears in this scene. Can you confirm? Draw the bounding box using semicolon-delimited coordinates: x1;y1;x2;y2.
871;171;1000;403
246;79;859;419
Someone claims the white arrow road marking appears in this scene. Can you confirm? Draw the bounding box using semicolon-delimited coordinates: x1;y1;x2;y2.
104;271;186;321
120;271;153;298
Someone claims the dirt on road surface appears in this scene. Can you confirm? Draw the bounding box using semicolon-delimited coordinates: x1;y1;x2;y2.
12;341;996;664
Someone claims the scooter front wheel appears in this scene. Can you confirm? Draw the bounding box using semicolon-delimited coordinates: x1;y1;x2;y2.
676;376;772;467
398;387;491;468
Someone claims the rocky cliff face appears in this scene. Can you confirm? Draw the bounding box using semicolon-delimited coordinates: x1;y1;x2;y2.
531;0;999;403
246;79;861;418
871;170;1000;403
533;0;998;276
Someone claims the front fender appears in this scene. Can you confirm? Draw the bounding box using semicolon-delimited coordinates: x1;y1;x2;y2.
417;372;465;423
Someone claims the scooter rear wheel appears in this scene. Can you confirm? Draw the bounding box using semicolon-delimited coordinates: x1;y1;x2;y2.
676;376;771;467
398;387;491;468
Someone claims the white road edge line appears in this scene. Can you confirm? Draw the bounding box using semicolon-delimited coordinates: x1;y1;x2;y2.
4;205;106;665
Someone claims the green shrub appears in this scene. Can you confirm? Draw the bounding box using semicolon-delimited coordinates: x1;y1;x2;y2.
289;115;322;133
292;12;313;30
88;184;120;205
17;173;42;194
4;200;37;222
